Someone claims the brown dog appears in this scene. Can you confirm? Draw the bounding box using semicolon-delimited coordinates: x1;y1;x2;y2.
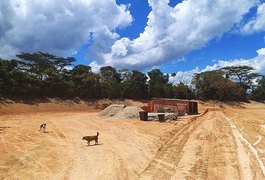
82;132;99;145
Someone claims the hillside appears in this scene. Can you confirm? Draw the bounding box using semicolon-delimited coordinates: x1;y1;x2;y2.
0;98;146;115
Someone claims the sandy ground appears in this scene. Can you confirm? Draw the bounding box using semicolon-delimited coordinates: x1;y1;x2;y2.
1;100;265;179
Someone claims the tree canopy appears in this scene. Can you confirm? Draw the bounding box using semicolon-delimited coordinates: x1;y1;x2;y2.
0;52;264;102
251;76;265;100
192;70;247;101
220;66;260;90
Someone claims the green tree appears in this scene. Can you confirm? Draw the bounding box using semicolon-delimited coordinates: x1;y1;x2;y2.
15;52;75;97
121;70;148;99
164;83;175;98
147;69;172;98
192;70;247;101
0;59;18;96
174;82;195;99
0;58;41;97
99;66;121;98
220;66;259;90
71;65;100;98
251;76;265;100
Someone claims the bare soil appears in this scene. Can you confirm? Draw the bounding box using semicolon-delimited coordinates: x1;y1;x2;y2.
1;99;265;179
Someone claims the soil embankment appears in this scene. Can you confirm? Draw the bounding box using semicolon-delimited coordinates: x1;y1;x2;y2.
0;98;146;115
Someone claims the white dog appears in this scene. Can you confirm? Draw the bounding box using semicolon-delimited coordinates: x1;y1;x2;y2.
39;123;46;132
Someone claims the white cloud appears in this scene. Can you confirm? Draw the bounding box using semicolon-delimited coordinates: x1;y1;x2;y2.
241;3;265;34
169;67;200;85
207;48;265;75
170;47;265;85
90;0;258;70
257;48;265;55
199;47;265;75
0;0;132;59
1;0;264;72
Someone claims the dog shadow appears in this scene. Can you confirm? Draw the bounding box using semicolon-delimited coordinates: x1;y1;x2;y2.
87;143;103;147
39;130;49;133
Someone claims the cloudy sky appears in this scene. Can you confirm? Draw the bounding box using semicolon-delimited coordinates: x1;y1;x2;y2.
1;0;265;83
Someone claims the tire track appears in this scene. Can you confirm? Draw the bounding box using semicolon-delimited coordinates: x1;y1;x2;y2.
138;113;206;179
138;111;243;180
222;113;265;178
5;145;52;179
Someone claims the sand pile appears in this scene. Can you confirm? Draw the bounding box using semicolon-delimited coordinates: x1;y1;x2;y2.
114;106;144;119
98;104;143;119
98;104;125;117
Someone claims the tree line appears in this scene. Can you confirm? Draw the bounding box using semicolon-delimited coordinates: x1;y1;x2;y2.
0;52;265;101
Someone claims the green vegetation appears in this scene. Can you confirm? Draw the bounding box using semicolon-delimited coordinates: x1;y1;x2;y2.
251;76;265;100
192;66;261;101
0;52;264;101
192;70;247;101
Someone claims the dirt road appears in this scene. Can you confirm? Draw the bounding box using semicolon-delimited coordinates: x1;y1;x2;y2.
139;110;265;179
1;102;265;179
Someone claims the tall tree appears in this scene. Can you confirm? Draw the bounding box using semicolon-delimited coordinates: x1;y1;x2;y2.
99;66;121;98
192;70;246;101
174;82;195;99
121;70;148;99
15;52;75;97
0;58;41;96
220;66;259;90
147;69;172;98
16;52;75;79
71;65;100;98
0;59;18;96
251;76;265;100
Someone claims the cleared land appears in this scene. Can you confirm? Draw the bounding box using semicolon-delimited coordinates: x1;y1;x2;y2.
1;100;265;179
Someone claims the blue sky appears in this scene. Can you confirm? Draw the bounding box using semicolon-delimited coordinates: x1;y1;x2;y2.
115;0;265;73
1;0;265;83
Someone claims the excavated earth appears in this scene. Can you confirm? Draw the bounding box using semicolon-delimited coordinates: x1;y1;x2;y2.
1;99;265;179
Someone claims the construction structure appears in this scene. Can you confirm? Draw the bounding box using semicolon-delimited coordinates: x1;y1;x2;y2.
147;98;198;116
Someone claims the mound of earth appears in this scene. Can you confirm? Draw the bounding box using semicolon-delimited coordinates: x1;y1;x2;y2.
113;106;144;119
98;104;125;117
94;98;113;109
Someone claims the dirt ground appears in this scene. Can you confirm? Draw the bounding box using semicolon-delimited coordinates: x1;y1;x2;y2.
1;99;265;179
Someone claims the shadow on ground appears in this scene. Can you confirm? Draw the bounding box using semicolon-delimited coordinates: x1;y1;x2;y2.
87;143;103;147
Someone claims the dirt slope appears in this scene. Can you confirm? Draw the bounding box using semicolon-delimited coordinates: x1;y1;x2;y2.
1;100;265;179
